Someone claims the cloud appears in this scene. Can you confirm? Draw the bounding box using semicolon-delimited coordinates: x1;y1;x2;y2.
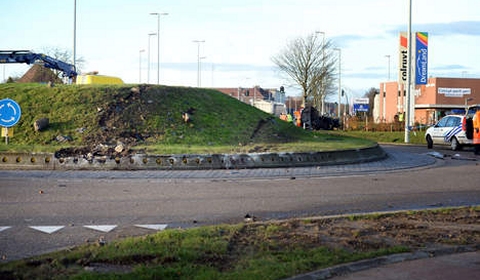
161;62;276;73
328;34;371;48
433;64;470;71
331;20;480;47
388;21;480;36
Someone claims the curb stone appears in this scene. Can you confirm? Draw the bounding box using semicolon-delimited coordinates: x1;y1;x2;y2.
285;245;480;280
0;145;386;170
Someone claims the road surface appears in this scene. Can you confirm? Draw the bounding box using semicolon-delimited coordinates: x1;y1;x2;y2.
1;145;479;262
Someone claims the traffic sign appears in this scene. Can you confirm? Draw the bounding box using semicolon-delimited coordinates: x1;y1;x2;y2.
0;98;22;128
353;98;369;104
353;103;369;112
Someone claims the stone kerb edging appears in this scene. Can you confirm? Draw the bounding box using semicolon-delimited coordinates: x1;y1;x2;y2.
0;145;386;170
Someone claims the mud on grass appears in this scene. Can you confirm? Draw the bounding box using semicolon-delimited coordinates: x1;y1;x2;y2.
0;207;478;279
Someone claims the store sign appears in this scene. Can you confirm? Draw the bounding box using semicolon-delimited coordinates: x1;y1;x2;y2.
438;87;471;97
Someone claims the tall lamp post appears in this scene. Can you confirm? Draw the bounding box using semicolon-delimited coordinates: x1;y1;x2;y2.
200;56;207;87
334;48;342;118
385;54;391;81
405;0;413;143
139;49;145;83
315;31;326;114
147;32;157;84
150;12;168;85
73;0;77;83
192;40;205;87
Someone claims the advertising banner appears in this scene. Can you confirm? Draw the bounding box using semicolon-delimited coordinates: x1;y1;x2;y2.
398;32;408;85
415;32;428;85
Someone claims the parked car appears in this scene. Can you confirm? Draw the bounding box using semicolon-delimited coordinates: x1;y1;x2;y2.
425;114;472;150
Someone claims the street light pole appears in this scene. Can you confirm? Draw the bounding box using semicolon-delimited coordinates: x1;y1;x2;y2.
139;49;145;83
385;54;391;81
334;48;341;118
316;31;326;114
73;0;76;66
150;12;168;85
147;32;157;84
200;56;206;87
192;40;205;87
405;0;413;143
73;0;76;83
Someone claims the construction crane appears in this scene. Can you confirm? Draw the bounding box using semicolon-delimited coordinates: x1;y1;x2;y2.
0;50;77;79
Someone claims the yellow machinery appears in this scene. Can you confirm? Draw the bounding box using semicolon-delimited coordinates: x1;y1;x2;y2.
76;74;124;85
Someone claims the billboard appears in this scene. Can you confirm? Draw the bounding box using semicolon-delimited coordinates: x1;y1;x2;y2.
415;32;428;85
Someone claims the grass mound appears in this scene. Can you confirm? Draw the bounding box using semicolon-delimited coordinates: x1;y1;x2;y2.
0;83;373;155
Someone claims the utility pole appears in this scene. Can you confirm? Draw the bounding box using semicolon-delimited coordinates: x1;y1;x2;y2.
192;40;205;87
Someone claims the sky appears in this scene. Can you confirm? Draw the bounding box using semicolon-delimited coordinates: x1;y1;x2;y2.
1;0;479;99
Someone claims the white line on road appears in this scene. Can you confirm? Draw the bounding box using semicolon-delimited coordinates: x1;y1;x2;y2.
0;226;12;232
83;225;117;233
29;226;65;234
135;224;168;231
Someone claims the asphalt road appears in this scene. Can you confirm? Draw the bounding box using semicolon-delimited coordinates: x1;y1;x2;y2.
1;144;479;262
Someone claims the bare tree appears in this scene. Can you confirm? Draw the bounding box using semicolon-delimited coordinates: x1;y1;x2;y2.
40;46;85;78
364;87;379;117
272;33;337;110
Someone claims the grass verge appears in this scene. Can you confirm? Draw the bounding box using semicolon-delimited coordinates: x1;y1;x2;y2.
1;206;478;280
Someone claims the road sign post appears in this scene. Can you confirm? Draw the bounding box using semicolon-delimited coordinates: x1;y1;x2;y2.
0;98;22;144
353;98;370;131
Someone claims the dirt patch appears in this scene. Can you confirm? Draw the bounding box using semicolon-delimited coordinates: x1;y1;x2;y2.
55;86;151;158
231;207;479;256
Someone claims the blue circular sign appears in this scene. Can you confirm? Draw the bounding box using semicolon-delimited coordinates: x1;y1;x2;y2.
0;98;22;128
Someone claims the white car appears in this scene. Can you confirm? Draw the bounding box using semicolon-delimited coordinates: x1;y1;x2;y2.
425;115;471;150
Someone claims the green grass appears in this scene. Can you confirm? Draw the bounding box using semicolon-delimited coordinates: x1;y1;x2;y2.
0;83;376;154
329;130;427;145
1;83;429;154
0;222;408;280
4;206;476;279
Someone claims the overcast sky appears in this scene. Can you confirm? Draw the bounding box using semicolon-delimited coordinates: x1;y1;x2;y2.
1;0;479;98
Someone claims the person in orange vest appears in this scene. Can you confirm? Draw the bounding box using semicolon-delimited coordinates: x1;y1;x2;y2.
473;109;480;155
293;110;301;127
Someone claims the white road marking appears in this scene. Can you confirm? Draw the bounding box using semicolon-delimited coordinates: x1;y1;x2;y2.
0;226;12;232
6;223;169;234
29;226;65;234
135;224;168;231
83;225;117;233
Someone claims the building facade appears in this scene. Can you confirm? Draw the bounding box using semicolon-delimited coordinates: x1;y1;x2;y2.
376;77;480;125
214;86;286;116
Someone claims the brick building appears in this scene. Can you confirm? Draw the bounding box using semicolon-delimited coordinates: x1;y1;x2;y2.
376;77;480;125
214;86;286;116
